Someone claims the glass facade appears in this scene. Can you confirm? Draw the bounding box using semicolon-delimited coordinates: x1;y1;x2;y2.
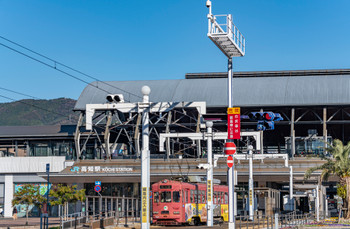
285;136;332;157
84;183;137;197
30;141;76;160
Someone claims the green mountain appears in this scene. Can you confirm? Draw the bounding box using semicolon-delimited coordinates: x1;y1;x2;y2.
0;98;79;126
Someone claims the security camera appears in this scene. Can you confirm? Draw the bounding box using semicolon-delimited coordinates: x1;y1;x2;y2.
106;94;124;103
206;0;211;8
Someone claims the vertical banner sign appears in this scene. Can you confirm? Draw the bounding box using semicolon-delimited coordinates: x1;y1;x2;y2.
207;180;212;202
249;189;253;206
227;107;241;139
142;187;147;223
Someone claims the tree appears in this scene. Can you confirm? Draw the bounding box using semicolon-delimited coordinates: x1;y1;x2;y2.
49;184;86;220
12;184;46;225
305;139;350;218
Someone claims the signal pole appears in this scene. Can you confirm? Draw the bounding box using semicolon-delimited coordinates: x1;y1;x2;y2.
206;1;245;228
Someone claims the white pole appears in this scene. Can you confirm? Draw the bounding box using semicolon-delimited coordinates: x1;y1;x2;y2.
248;145;254;221
290;166;293;211
206;121;213;227
316;185;320;221
228;57;235;229
141;86;151;229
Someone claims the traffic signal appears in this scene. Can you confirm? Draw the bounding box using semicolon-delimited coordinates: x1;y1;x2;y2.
248;112;264;120
248;112;283;131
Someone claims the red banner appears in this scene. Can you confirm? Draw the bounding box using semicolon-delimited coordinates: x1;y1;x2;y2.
228;107;241;139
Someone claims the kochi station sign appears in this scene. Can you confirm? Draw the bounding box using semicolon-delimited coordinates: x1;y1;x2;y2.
69;165;133;174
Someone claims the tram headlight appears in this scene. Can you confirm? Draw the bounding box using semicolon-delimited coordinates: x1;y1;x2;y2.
173;211;180;215
153;211;159;214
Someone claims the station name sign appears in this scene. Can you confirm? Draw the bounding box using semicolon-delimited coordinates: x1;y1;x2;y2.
70;166;133;174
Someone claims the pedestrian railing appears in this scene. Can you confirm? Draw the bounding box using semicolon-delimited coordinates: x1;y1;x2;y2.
60;212;87;229
235;212;322;229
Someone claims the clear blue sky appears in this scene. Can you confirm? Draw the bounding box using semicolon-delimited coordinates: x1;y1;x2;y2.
0;0;349;102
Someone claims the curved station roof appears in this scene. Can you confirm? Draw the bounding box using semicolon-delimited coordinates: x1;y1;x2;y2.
74;69;350;110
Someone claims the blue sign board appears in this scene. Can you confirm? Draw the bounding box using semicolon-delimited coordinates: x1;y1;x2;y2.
95;181;101;186
46;163;50;173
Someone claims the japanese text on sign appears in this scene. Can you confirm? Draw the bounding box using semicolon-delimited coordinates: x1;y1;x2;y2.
228;107;241;139
207;180;212;202
249;190;253;206
142;187;148;223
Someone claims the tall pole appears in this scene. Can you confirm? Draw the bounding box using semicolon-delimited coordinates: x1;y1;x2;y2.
290;166;293;211
248;145;254;221
228;57;235;229
141;86;151;229
316;185;320;221
206;121;213;227
46;163;50;229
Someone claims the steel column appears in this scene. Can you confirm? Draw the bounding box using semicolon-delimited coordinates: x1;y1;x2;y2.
323;108;327;155
104;111;112;159
291;108;295;157
74;113;84;160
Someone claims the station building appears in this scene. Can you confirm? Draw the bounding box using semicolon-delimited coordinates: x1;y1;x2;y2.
1;69;349;217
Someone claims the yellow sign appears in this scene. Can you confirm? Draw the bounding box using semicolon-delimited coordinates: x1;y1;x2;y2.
227;107;240;115
142;187;148;223
249;190;253;206
207;180;212;202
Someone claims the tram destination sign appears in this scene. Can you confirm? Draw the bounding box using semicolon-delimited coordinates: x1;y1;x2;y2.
69;166;133;174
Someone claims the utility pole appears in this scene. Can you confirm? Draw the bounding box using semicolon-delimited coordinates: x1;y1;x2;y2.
290;166;293;211
141;86;151;229
248;145;254;221
206;121;213;227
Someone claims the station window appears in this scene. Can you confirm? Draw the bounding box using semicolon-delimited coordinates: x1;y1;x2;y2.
154;192;159;203
160;191;172;203
173;191;180;203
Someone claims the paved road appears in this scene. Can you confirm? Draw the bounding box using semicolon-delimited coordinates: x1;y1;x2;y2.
0;217;60;227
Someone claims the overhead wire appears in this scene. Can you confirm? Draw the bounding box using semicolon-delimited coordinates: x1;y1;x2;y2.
0;86;40;100
0;35;213;156
0;94;70;117
0;36;142;101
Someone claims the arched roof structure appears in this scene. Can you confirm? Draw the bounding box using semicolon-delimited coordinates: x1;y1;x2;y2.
74;70;350;110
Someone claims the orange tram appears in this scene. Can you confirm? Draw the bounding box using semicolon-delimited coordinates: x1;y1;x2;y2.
151;179;229;225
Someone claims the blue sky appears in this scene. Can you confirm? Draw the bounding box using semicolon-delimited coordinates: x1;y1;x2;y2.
0;0;349;102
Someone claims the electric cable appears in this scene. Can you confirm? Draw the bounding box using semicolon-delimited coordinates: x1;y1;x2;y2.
0;86;40;100
0;36;142;100
0;94;70;118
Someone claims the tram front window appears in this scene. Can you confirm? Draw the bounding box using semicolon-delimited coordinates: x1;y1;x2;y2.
173;191;180;203
160;191;172;203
